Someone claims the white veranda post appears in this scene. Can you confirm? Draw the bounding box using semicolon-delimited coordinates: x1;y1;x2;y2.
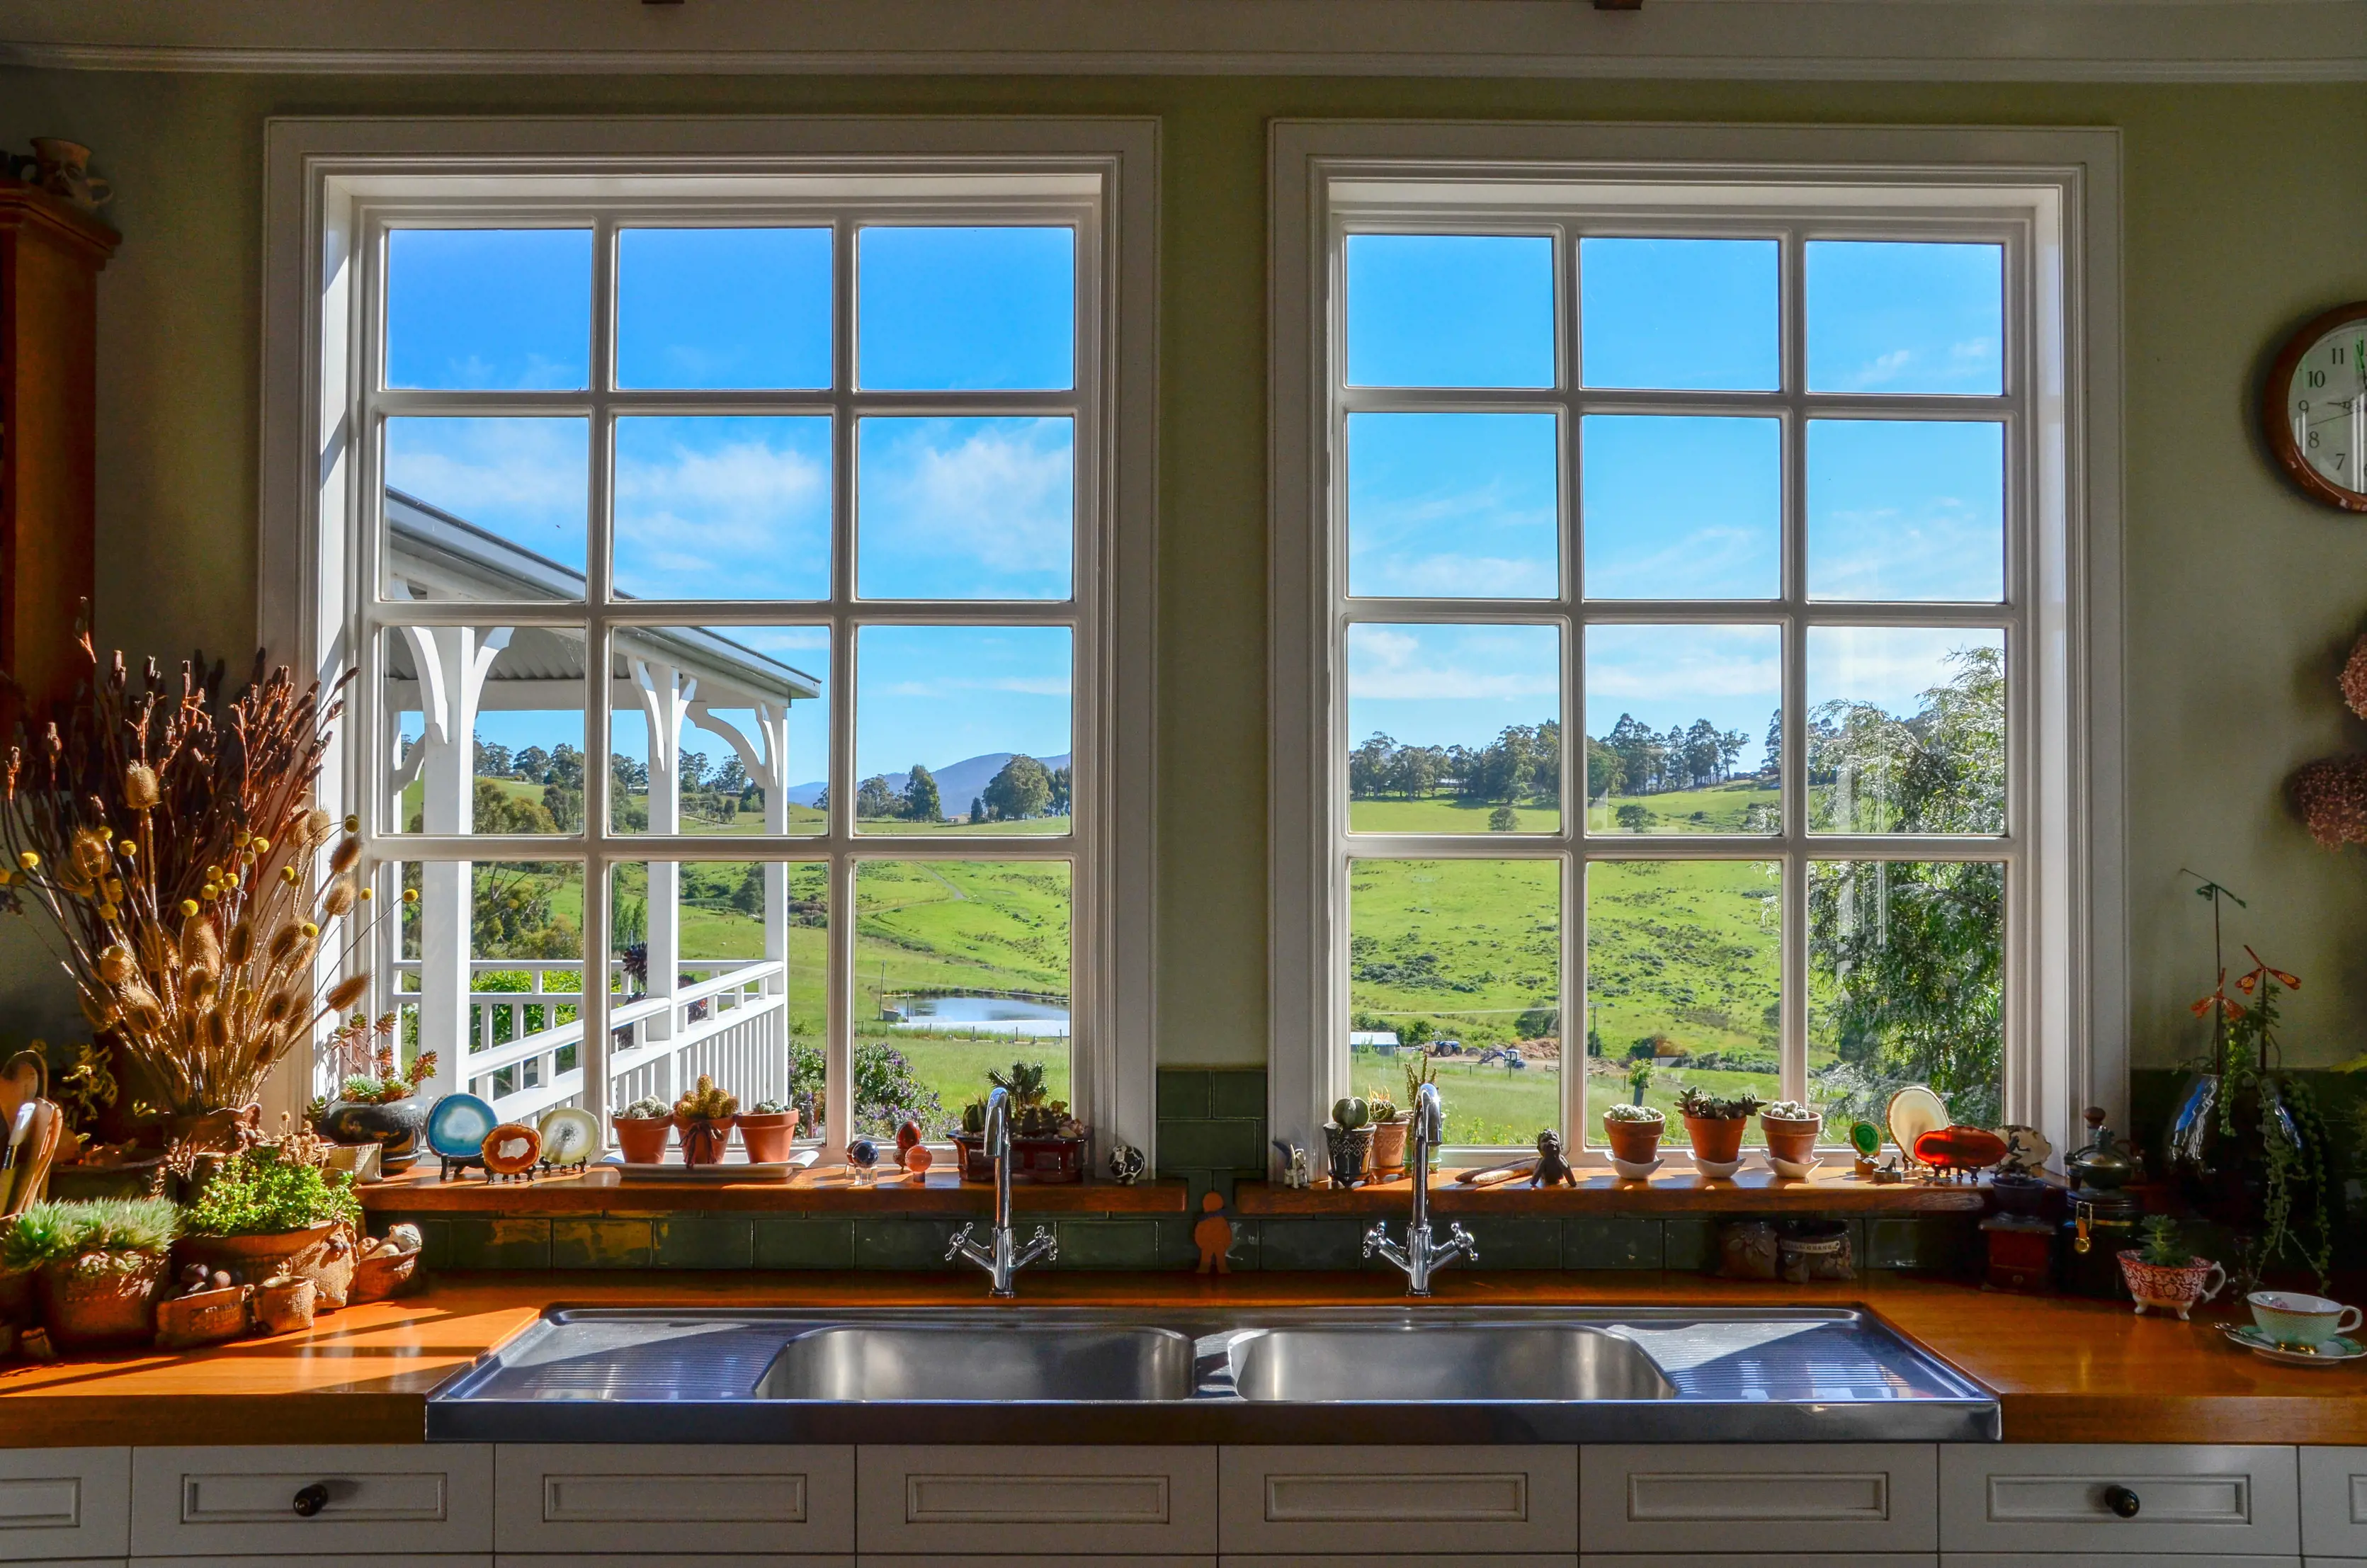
632;658;694;1100
690;698;793;997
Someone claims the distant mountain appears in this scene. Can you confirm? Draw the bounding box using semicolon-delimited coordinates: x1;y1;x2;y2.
785;751;1072;816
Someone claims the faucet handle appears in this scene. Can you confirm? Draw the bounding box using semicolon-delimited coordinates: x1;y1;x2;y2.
1447;1222;1478;1263
943;1223;977;1262
1361;1221;1389;1259
1027;1225;1057;1261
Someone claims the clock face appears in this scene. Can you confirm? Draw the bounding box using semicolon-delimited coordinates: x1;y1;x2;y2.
2284;319;2367;497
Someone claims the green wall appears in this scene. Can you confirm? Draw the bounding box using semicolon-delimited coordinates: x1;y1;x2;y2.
5;70;2367;1074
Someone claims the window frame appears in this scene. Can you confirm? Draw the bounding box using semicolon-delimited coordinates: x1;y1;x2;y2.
261;117;1159;1159
1269;120;2124;1170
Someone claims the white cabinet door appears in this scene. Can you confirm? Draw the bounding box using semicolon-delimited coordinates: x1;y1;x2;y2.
129;1445;494;1559
129;1558;492;1568
0;1446;130;1560
500;1557;852;1567
2304;1448;2367;1558
1579;1555;1937;1567
493;1443;853;1556
1218;1445;1578;1557
1938;1443;2300;1557
1222;1556;1574;1567
1939;1556;2299;1568
864;1557;1211;1567
1580;1443;1939;1556
855;1445;1217;1557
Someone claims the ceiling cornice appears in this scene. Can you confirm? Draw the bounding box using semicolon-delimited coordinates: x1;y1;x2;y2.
4;0;2365;83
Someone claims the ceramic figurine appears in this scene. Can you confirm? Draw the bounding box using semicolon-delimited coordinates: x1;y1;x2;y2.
1193;1189;1233;1274
30;139;110;212
1530;1130;1577;1188
1273;1141;1310;1189
1106;1141;1145;1185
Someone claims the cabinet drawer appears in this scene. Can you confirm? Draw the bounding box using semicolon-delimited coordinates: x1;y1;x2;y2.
1219;1445;1576;1556
130;1558;492;1567
130;1445;493;1558
1229;1557;1572;1567
1941;1557;2299;1568
1939;1443;2299;1555
855;1445;1215;1556
494;1443;851;1555
497;1557;851;1567
866;1558;1210;1567
0;1446;130;1560
2305;1448;2367;1557
1582;1557;1936;1567
1581;1443;1937;1555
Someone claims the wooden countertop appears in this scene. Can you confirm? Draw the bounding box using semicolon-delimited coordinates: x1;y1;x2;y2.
359;1168;1189;1214
4;1271;2361;1449
1238;1166;1987;1214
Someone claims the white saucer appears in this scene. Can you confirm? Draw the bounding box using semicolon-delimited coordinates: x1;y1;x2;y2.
1691;1155;1744;1179
2220;1323;2366;1367
1608;1156;1663;1181
1767;1154;1822;1180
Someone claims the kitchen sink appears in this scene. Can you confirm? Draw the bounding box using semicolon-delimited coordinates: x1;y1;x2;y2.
757;1324;1196;1402
1228;1324;1676;1403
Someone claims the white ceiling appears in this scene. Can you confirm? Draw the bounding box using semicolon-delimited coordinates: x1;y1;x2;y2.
1;0;2363;81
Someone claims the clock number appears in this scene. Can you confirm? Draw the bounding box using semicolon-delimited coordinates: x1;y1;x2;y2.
2337;453;2349;472
2310;430;2320;449
2300;399;2312;416
2337;343;2349;365
2310;369;2328;388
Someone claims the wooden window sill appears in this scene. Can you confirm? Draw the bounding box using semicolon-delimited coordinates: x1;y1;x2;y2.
1237;1166;1989;1215
356;1167;1192;1214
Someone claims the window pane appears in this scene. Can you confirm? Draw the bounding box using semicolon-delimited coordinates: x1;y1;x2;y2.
1808;627;2004;834
1586;625;1780;835
1585;860;1781;1147
858;226;1074;391
1579;238;1778;392
610;627;828;837
608;860;826;1143
1346;623;1562;835
1810;859;2004;1129
612;416;831;602
385;228;591;391
382;626;584;836
1349;858;1560;1147
854;627;1072;836
385;418;589;598
389;858;586;1117
857;417;1074;601
856;860;1072;1142
616;227;831;390
1345;234;1555;389
1806;241;2004;395
1346;413;1558;599
1807;420;2004;603
1580;416;1780;599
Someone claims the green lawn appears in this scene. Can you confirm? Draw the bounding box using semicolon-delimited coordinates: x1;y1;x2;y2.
1349;796;1562;834
1586;779;1780;835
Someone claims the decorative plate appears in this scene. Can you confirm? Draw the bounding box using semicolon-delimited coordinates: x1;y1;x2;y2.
537;1106;600;1166
1885;1086;1949;1164
2220;1323;2366;1367
425;1093;497;1157
479;1123;542;1176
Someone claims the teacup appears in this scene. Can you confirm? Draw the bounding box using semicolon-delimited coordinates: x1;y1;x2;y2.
2248;1290;2363;1348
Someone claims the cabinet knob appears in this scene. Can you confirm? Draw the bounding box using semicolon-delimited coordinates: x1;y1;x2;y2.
2102;1484;2140;1519
292;1483;330;1518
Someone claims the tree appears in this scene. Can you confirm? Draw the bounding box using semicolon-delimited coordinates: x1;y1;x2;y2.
901;763;942;823
1761;708;1783;776
855;776;897;819
1048;765;1072;816
543;783;584;831
1488;805;1520;831
983;754;1053;820
970;795;987;823
679;750;708;792
473;734;512;777
474;778;557;835
512;745;552;783
1614;802;1653;831
713;756;749;795
611;752;647;792
547;744;585;790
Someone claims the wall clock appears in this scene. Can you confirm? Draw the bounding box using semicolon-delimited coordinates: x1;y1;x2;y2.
2266;302;2367;512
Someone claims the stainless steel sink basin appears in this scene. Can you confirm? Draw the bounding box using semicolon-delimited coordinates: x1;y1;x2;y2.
1229;1324;1676;1402
757;1323;1196;1402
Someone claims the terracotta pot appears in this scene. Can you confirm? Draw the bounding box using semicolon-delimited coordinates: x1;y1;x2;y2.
45;1158;176;1202
613;1115;671;1164
173;1222;354;1309
0;1266;35;1326
317;1097;429;1175
1761;1113;1822;1164
737;1110;800;1164
1684;1114;1749;1164
948;1131;993;1182
1368;1118;1410;1174
676;1115;736;1167
1603;1114;1665;1164
36;1254;165;1350
254;1276;318;1335
2117;1251;2227;1320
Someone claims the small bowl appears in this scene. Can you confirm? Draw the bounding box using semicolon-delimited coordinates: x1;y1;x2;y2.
1608;1156;1663;1181
1691;1155;1744;1180
1767;1154;1821;1180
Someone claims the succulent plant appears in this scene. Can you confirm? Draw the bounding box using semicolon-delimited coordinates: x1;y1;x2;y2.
987;1059;1051;1107
1331;1096;1370;1131
619;1096;671;1120
674;1074;739;1122
960;1096;989;1135
1676;1086;1762;1121
1603;1102;1664;1123
1402;1054;1437;1108
1366;1089;1398;1123
2139;1215;2191;1268
1762;1099;1818;1122
750;1098;788;1116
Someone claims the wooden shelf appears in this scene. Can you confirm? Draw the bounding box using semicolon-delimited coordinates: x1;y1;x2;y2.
358;1166;1190;1215
1237;1166;1989;1215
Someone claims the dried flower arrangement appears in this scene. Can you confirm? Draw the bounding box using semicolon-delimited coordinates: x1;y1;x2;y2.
0;635;375;1139
2292;632;2367;846
320;1011;434;1106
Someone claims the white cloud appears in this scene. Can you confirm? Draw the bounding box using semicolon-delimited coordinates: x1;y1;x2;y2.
1356;552;1557;598
614;429;830;596
865;419;1073;586
385;418;587;545
1348;625;1560;702
1588;630;1780;703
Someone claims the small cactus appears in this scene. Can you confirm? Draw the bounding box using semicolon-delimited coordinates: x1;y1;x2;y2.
960;1096;989;1135
674;1074;739;1121
1331;1096;1370;1131
1366;1088;1398;1124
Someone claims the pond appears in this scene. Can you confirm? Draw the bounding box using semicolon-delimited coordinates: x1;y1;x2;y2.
885;994;1072;1037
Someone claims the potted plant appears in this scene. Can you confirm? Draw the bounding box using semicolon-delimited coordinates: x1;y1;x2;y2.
312;1011;435;1174
613;1096;672;1164
737;1098;800;1164
671;1076;739;1166
1366;1089;1407;1176
1759;1100;1822;1162
177;1138;363;1307
989;1061;1089;1183
1324;1096;1374;1186
1602;1102;1665;1164
2;1196;178;1350
1677;1086;1762;1164
2118;1215;2228;1320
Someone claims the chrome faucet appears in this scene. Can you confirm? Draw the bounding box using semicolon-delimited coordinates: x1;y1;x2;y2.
1363;1081;1476;1295
946;1086;1057;1296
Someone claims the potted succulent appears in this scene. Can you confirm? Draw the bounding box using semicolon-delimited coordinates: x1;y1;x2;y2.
1759;1100;1823;1163
989;1061;1088;1183
613;1096;673;1164
1325;1096;1375;1186
672;1076;739;1166
2118;1215;2228;1320
1677;1086;1763;1164
1602;1102;1666;1164
737;1098;800;1164
950;1096;994;1182
177;1140;363;1308
312;1011;436;1174
1366;1089;1408;1176
1;1197;178;1350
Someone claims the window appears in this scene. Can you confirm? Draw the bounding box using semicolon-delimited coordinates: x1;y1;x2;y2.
1271;124;2123;1163
264;120;1156;1156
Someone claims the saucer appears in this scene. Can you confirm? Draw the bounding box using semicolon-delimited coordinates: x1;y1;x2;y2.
1691;1155;1744;1179
2220;1323;2366;1367
1608;1156;1663;1181
1766;1154;1822;1180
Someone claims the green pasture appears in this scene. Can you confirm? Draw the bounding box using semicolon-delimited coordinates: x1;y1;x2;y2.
1585;779;1781;835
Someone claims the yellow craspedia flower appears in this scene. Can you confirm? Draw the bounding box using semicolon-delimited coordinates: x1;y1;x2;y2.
280;865;300;885
97;903;117;921
251;836;271;853
359;887;373;901
234;831;250;848
16;851;37;871
200;884;220;901
180;899;199;916
344;815;360;833
300;921;319;938
402;888;419;904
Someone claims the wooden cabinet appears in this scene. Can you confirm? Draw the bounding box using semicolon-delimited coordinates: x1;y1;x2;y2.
492;1442;851;1557
127;1444;494;1560
2304;1448;2367;1560
1581;1443;1937;1557
1938;1442;2300;1558
854;1445;1217;1558
1218;1445;1577;1557
0;178;113;724
0;1445;130;1561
